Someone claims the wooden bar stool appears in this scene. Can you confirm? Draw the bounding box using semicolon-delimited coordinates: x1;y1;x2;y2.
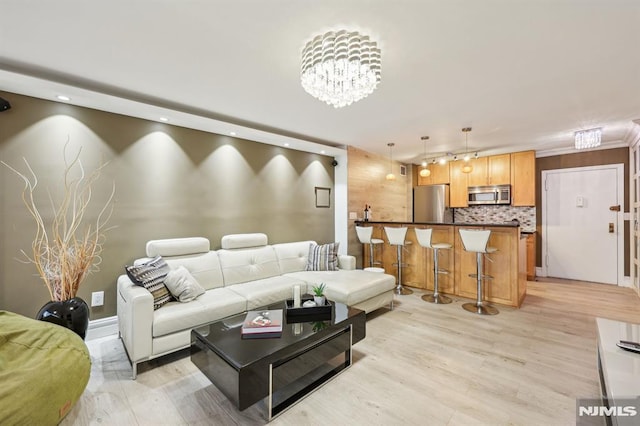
355;225;384;270
459;229;499;315
414;228;452;304
384;226;413;295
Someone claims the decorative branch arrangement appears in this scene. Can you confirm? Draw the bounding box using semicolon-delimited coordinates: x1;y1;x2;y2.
2;144;115;301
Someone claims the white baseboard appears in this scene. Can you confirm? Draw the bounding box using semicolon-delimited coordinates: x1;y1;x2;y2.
533;268;632;288
620;276;632;288
86;315;118;341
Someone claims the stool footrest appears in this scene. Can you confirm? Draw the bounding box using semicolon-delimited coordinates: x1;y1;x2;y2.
468;273;493;280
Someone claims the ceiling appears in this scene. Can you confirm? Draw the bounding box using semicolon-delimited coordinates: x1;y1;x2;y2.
1;1;639;163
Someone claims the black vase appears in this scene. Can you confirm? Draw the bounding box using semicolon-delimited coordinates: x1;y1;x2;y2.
36;297;90;340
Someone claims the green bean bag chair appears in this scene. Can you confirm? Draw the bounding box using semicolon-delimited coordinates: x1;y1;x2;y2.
0;310;91;425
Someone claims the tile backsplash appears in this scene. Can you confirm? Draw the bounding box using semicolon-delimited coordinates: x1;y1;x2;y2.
454;206;536;232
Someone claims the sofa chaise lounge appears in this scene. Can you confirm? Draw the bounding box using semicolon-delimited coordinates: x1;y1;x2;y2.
117;233;395;378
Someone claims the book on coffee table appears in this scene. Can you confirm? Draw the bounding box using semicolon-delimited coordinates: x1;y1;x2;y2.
241;309;283;335
241;331;283;339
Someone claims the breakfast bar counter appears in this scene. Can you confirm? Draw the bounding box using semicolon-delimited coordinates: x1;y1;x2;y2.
355;221;527;307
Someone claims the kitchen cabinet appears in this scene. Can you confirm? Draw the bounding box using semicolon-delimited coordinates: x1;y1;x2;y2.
467;158;487;187
449;162;469;207
526;232;536;280
417;162;449;185
511;150;536;206
467;154;511;186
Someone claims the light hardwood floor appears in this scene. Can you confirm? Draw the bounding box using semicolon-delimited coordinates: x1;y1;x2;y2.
62;279;640;426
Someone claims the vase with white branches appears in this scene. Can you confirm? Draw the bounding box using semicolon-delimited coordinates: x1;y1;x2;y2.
2;143;115;338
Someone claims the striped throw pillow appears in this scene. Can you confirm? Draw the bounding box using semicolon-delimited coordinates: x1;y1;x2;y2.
125;255;174;310
305;242;340;271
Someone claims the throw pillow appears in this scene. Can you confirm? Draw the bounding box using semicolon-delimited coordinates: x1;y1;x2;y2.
125;255;173;310
305;242;340;271
164;266;206;303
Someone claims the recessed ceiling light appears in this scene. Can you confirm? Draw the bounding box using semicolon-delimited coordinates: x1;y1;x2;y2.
320;150;326;154
159;117;169;122
56;95;71;101
284;143;290;147
229;131;236;136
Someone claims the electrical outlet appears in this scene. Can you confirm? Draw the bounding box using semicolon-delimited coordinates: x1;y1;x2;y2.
349;212;357;220
91;291;104;307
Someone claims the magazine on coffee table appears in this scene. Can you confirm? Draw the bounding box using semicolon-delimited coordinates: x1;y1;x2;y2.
241;309;283;335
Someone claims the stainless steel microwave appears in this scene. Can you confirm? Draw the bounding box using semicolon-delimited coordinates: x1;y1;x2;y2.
467;184;511;205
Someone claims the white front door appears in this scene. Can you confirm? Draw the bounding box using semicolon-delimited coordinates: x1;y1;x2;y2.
542;165;623;285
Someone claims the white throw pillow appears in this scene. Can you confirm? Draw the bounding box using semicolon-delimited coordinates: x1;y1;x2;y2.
164;266;205;302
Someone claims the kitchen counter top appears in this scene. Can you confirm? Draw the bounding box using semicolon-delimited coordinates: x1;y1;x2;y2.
451;222;520;228
355;220;520;228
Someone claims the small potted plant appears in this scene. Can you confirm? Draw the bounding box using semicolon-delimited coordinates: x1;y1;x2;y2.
312;321;328;332
312;283;326;306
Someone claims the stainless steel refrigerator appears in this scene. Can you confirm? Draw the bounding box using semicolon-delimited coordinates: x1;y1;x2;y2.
413;184;453;223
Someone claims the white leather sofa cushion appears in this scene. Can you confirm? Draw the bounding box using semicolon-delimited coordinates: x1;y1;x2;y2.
337;255;356;270
147;237;210;257
144;237;225;290
227;275;306;310
273;241;315;274
218;246;281;285
221;233;268;249
162;252;224;291
152;287;247;337
284;270;395;306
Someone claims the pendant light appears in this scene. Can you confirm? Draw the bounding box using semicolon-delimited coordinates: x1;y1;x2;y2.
461;127;473;174
385;143;396;181
419;136;431;178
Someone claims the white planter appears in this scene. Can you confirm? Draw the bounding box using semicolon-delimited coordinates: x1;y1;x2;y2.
313;295;326;306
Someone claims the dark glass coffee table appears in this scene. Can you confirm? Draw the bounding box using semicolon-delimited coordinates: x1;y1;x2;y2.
190;300;366;420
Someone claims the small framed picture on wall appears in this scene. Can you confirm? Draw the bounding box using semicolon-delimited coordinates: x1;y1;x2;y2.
315;187;331;208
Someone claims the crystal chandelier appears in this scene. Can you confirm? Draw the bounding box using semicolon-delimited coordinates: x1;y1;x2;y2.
301;30;381;108
575;128;602;150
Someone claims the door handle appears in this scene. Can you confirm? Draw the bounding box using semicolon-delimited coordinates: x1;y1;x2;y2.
609;205;621;211
609;223;615;233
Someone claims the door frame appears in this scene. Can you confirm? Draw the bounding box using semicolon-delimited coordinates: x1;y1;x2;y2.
541;163;625;285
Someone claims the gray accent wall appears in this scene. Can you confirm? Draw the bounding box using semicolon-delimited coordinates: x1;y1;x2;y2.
0;91;335;319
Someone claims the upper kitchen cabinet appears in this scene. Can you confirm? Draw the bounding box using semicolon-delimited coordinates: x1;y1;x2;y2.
449;162;469;207
468;154;511;186
511;150;536;206
417;162;450;185
467;157;487;187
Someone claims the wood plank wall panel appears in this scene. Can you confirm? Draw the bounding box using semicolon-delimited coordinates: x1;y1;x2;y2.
347;146;413;267
535;147;629;274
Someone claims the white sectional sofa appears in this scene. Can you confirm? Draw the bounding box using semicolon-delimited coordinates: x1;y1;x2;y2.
117;233;395;378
